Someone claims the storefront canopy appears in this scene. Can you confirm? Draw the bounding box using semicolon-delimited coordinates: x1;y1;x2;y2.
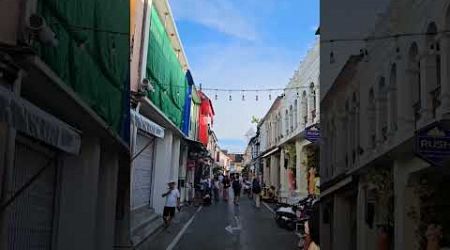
130;109;164;138
261;147;280;158
0;86;81;155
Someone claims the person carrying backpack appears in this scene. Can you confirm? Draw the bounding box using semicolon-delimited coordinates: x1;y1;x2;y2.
252;177;262;208
232;174;242;205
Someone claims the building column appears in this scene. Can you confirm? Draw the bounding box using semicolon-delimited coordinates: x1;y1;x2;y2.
419;54;434;125
171;136;181;180
396;59;415;139
178;145;188;202
95;146;119;250
296;140;308;196
439;34;450;119
279;148;287;197
393;160;408;250
270;155;276;187
263;158;269;185
356;182;366;250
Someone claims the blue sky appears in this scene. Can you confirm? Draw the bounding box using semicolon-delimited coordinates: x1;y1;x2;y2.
170;0;319;152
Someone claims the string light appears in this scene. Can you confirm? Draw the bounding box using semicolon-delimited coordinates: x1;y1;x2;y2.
320;30;450;44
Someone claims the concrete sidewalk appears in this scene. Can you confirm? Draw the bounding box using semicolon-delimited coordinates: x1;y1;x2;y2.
136;204;200;250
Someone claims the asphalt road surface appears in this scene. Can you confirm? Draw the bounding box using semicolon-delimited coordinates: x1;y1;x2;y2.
166;194;298;250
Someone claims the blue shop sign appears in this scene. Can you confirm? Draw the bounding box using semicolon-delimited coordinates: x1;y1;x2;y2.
415;120;450;167
305;124;320;143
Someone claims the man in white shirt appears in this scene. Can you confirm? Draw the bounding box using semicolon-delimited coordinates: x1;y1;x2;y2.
161;180;180;228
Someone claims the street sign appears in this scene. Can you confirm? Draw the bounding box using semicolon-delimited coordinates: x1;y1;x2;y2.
415;120;450;167
305;124;320;142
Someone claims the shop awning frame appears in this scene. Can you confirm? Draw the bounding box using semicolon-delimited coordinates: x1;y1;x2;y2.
130;109;165;138
261;147;280;158
0;85;81;155
320;176;353;198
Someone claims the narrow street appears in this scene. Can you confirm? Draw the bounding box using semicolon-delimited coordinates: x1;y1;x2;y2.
141;195;297;250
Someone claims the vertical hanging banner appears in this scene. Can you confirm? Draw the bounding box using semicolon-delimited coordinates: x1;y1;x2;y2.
415;119;450;167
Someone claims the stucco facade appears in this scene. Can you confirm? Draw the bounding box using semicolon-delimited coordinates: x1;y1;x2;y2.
320;1;450;249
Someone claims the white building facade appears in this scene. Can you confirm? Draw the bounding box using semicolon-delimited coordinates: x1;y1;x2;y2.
320;0;450;249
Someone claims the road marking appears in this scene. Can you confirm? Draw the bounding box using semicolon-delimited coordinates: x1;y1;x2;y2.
166;206;202;250
225;216;242;234
262;202;275;214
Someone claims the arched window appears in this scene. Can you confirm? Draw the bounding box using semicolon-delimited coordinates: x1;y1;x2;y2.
310;83;317;122
389;64;398;131
378;77;388;141
368;88;376;148
408;42;421;120
289;105;294;132
278;112;282;138
285;109;289;135
426;22;441;117
294;99;298;128
302;91;308;125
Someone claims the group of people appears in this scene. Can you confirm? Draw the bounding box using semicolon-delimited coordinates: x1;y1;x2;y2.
160;173;264;230
197;173;263;207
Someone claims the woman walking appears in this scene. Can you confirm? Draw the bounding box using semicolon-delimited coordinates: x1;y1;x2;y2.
213;176;220;202
222;174;231;201
252;177;262;208
232;174;242;206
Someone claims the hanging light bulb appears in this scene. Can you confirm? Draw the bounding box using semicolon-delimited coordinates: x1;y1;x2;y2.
330;40;335;64
242;91;245;101
229;94;232;101
256;94;259;101
364;49;370;62
394;36;401;60
215;93;218;100
269;93;272;100
329;51;335;64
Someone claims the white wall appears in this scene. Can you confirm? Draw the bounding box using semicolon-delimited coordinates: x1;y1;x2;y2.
152;130;173;214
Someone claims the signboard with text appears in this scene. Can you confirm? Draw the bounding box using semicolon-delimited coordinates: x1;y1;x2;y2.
415;120;450;167
305;124;320;143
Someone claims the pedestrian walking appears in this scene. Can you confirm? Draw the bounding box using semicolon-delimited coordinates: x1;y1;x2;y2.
222;175;231;201
218;174;224;199
252;177;262;208
161;180;180;230
213;176;220;202
232;174;242;206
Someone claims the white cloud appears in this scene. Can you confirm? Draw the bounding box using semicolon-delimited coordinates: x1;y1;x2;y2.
170;0;259;41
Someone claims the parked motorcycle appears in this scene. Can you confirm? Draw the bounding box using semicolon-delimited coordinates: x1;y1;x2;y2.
274;204;298;231
274;195;317;232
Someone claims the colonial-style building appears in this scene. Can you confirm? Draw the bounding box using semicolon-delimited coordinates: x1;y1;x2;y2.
253;39;320;202
320;1;450;249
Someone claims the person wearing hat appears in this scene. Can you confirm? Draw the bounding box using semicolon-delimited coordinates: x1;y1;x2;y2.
161;180;180;229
